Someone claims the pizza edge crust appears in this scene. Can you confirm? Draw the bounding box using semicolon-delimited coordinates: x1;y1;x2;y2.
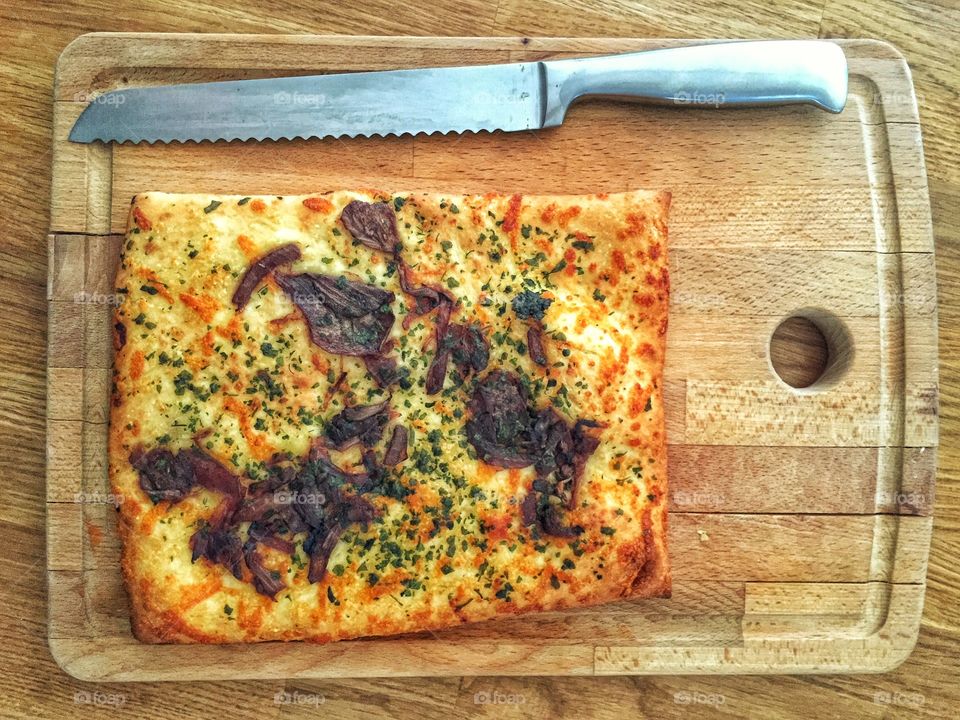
108;188;672;644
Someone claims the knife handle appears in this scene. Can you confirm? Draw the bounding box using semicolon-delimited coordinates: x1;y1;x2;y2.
541;40;848;125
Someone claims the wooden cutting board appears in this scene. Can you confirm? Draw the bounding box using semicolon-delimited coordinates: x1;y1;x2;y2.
46;33;938;681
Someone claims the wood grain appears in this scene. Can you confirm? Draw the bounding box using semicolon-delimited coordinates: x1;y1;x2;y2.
1;0;957;718
42;33;936;685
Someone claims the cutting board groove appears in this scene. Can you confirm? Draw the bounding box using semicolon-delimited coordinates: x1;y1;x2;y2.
46;33;937;680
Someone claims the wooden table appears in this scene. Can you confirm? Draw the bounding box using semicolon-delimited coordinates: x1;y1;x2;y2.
2;1;957;717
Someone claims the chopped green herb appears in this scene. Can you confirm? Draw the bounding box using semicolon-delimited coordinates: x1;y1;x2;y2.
546;258;567;276
512;290;552;321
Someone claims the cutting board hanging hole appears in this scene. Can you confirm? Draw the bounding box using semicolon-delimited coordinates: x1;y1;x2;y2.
769;311;853;391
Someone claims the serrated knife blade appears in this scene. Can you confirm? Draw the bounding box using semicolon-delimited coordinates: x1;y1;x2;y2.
69;63;544;143
69;40;848;144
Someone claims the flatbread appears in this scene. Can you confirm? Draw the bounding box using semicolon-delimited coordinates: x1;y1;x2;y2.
109;188;671;643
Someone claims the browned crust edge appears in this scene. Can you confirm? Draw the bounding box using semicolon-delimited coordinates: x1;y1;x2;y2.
110;188;673;642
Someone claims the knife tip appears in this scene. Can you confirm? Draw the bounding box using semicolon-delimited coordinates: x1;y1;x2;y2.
68;104;100;144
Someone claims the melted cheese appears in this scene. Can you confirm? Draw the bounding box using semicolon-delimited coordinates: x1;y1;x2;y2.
110;189;672;643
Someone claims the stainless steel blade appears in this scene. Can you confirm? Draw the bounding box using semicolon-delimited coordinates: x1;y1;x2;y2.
69;41;848;144
68;63;544;143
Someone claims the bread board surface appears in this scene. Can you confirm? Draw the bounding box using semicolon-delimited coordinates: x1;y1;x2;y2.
47;33;937;680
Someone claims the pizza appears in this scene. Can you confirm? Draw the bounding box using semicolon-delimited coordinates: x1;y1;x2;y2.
109;188;671;643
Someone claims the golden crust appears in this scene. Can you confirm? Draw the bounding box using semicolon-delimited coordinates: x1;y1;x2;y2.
110;189;671;643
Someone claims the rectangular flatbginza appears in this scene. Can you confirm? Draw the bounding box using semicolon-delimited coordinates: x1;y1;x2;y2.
108;188;672;643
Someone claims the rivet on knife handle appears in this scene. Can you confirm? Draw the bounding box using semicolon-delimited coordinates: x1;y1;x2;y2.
542;40;849;125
